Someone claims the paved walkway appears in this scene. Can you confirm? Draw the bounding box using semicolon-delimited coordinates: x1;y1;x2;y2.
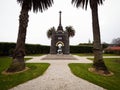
10;55;105;90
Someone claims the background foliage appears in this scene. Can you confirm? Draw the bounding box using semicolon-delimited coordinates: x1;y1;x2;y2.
0;42;110;56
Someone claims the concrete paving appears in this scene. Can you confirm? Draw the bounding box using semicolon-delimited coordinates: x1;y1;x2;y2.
10;55;105;90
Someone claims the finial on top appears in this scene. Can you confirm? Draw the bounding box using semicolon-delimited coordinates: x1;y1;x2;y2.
59;11;62;26
57;11;63;31
59;11;62;13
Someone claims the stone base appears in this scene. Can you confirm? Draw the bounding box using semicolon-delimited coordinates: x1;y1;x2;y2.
42;54;78;60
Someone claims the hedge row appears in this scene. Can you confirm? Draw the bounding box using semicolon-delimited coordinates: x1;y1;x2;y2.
0;42;93;56
0;42;50;56
0;42;16;56
70;46;93;53
25;44;50;54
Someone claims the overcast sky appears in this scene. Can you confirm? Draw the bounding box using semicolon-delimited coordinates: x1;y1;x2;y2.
0;0;120;45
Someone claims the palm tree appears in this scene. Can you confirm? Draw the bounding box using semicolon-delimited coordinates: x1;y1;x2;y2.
6;0;54;72
71;0;110;74
47;27;56;38
65;26;75;38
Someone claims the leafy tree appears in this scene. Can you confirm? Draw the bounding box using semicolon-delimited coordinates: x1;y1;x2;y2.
112;38;120;46
7;0;53;72
47;27;56;38
71;0;110;74
65;26;75;38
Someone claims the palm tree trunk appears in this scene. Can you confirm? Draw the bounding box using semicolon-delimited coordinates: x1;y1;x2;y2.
90;1;109;74
7;3;29;72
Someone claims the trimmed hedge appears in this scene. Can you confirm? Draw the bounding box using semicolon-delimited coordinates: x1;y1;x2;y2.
70;45;93;53
0;42;93;56
0;42;50;56
0;42;16;56
25;44;50;54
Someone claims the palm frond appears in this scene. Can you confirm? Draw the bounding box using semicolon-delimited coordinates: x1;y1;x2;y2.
71;0;105;9
82;0;85;8
17;0;23;3
17;0;54;12
32;0;54;12
72;0;82;8
65;26;75;37
98;0;105;5
47;27;56;38
72;0;89;9
85;0;88;9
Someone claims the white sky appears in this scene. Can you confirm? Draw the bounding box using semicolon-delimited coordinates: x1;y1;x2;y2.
0;0;120;45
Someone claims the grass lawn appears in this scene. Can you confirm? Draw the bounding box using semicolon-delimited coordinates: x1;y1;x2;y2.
69;58;120;90
74;53;119;56
0;57;50;90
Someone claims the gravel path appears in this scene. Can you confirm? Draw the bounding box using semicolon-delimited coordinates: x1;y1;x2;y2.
10;55;105;90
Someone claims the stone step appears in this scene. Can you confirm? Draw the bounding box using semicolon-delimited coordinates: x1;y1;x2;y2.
42;54;78;60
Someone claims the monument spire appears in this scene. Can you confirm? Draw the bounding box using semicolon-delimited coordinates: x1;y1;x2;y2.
57;11;63;31
59;11;62;26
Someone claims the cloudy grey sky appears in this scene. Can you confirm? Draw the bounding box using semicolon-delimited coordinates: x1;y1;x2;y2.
0;0;120;45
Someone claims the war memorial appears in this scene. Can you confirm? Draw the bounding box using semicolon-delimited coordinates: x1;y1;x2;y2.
50;11;69;54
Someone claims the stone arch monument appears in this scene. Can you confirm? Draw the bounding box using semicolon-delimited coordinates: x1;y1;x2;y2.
50;11;69;54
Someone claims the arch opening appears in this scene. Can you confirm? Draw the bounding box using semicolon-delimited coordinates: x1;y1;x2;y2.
56;41;64;54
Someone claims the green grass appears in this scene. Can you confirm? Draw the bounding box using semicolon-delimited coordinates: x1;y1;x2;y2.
74;53;94;56
69;58;120;90
0;57;50;90
74;53;119;56
25;58;32;61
